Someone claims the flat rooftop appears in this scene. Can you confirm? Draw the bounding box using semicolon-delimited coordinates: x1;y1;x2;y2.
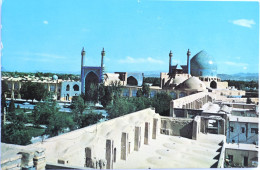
114;133;225;169
229;115;259;123
225;143;258;152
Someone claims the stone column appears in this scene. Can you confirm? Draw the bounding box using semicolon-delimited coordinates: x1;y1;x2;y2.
170;101;174;117
11;82;14;99
18;82;22;99
144;122;150;145
134;126;141;151
152;118;158;139
219;119;225;135
129;88;132;97
121;132;128;160
47;83;50;91
106;139;113;169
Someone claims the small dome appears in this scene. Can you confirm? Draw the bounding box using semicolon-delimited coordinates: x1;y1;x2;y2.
190;50;217;77
53;75;58;80
175;76;206;91
171;76;186;86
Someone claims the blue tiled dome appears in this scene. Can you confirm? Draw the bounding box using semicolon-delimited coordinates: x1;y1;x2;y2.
190;50;217;77
53;75;58;80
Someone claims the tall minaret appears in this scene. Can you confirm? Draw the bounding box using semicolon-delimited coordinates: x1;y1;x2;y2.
81;47;86;81
187;49;191;75
169;50;173;74
101;48;105;83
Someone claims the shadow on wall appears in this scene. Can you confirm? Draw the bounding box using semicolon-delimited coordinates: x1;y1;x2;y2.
179;122;193;139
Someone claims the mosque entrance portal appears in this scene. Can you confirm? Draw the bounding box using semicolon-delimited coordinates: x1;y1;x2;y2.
127;76;138;86
85;72;99;94
210;81;217;89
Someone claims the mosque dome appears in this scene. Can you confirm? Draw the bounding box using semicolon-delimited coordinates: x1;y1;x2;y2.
171;76;186;86
190;50;217;77
53;75;58;80
175;76;206;91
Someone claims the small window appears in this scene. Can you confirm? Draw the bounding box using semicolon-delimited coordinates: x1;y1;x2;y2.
66;84;70;91
251;128;258;134
230;127;234;132
228;155;233;162
242;127;245;133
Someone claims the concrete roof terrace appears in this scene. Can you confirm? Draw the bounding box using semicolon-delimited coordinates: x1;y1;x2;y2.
114;133;225;169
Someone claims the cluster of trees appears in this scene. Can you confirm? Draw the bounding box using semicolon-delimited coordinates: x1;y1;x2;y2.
226;80;259;91
20;82;48;102
1;97;31;145
2;71;80;81
106;92;172;119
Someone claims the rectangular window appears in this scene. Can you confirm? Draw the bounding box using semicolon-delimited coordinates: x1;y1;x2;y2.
230;127;234;132
251;128;258;134
228;155;233;162
241;127;245;133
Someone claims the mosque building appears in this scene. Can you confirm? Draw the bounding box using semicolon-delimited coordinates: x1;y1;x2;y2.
2;48;245;102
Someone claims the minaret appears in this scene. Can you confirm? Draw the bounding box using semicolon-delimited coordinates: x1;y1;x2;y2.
81;47;86;82
169;50;173;74
101;48;105;83
187;49;191;75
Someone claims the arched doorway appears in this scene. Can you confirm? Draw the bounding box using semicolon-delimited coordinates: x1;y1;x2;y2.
73;84;79;91
85;71;99;95
210;81;217;89
127;76;138;86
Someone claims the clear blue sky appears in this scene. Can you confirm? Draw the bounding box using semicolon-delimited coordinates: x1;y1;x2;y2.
1;0;259;74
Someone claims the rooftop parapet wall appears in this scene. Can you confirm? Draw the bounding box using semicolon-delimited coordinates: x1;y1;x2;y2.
28;108;160;168
160;116;193;139
170;92;214;117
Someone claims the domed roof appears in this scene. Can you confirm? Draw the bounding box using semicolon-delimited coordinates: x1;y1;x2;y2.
171;76;186;85
53;75;58;80
190;50;217;77
175;76;206;91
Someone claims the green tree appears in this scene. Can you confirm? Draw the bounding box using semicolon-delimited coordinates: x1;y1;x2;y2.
80;112;104;128
1;113;31;145
106;97;136;119
8;99;15;113
32;99;58;126
136;88;143;97
45;112;75;137
152;92;172;116
34;83;48;101
20;82;48;102
71;96;86;115
20;82;32;101
86;83;99;103
99;84;113;108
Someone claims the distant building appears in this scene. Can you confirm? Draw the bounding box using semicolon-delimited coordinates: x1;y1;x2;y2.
227;115;258;144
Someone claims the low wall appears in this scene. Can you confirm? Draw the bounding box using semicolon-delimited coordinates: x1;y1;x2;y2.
160;116;193;139
170;92;213;117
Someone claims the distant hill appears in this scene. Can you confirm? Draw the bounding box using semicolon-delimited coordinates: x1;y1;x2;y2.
218;73;259;81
